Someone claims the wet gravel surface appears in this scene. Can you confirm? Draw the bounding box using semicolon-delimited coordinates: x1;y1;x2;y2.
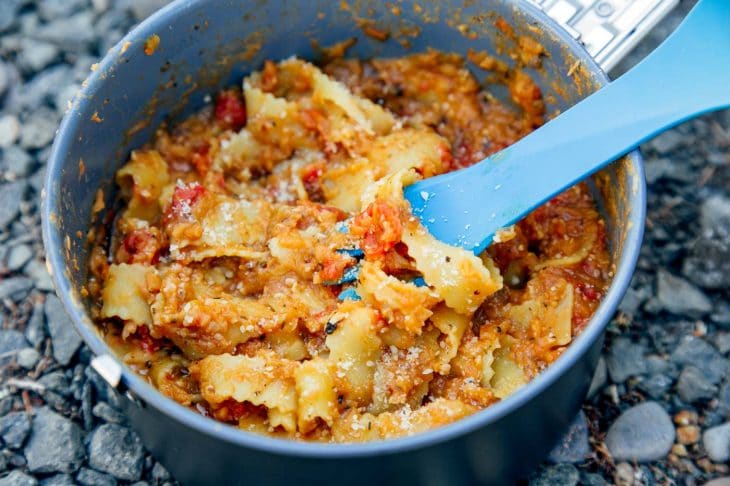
0;1;728;485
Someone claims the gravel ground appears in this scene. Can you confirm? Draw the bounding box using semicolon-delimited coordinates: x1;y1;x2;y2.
0;1;728;485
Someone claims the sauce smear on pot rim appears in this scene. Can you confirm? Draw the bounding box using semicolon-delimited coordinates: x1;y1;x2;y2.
87;50;611;442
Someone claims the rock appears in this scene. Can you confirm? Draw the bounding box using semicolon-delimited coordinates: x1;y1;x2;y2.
529;464;579;486
682;236;730;289
38;0;91;21
0;115;20;148
579;472;608;486
16;347;41;369
121;0;169;21
587;356;607;398
0;471;38;486
0;0;21;33
676;366;717;403
88;424;144;481
38;371;70;395
6;244;33;271
671;336;730;384
638;373;672;400
704;478;730;486
718;382;730;416
644;158;693;184
25;408;85;474
606;337;646;383
703;422;730;463
613;462;636;486
701;195;730;239
0;276;33;301
0;330;29;363
1;146;34;178
5;65;72;114
547;410;590;464
19;107;58;150
39;475;76;486
45;295;83;365
0;180;27;229
648;130;684;154
714;332;730;354
53;83;80;113
31;12;96;52
92;402;125;424
655;269;712;317
24;259;54;292
712;302;730;329
25;302;46;348
76;468;118;486
0;411;31;449
150;462;171;483
605;401;675;462
17;39;60;74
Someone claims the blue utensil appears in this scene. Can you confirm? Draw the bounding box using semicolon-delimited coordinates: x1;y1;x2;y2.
404;0;730;255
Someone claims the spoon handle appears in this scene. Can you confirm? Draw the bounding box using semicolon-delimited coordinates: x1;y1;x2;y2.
405;0;730;253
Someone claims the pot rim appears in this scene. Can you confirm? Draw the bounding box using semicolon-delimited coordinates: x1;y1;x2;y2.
41;0;646;459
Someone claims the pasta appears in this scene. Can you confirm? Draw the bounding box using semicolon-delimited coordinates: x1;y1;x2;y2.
88;51;612;442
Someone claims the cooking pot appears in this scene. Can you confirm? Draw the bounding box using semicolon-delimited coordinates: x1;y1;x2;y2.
41;0;645;484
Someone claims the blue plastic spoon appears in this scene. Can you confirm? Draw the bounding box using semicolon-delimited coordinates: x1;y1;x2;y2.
404;0;730;255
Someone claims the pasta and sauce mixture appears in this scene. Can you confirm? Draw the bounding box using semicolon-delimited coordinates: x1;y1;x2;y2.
88;51;611;442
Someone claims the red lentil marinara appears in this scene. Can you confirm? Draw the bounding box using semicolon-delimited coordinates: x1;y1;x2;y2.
87;50;611;442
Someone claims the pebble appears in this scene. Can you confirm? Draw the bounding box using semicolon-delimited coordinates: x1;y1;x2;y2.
703;422;730;463
88;424;145;481
718;382;730;416
0;330;29;363
0;471;38;486
17;39;60;74
705;479;730;486
53;83;79;113
24;259;54;292
45;295;84;366
38;371;70;396
91;402;125;425
671;336;730;384
676;366;717;403
587;357;607;398
75;468;118;486
606;337;646;383
0;61;8;96
19;107;58;150
1;146;34;178
605;401;675;462
150;462;171;483
0;0;21;33
655;269;712;317
613;462;636;486
638;373;672;400
547;410;590;464
579;473;607;486
648;130;684;154
24;408;85;474
31;12;96;52
0;180;27;229
122;0;170;21
701;195;730;239
38;475;75;486
0;412;31;449
16;347;41;369
0;115;20;148
714;332;730;354
683;236;730;289
38;0;92;22
6;244;34;271
529;463;579;486
676;425;700;445
25;302;47;348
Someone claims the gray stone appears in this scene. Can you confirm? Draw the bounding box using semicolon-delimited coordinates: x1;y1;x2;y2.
605;401;675;462
76;468;118;486
54;83;80;113
150;462;171;482
0;116;20;148
88;424;144;481
25;302;46;348
92;402;125;424
45;295;83;365
547;410;590;464
656;269;712;317
588;356;607;398
0;180;27;229
31;12;96;51
529;464;579;486
6;244;33;272
0;61;8;97
122;0;169;21
38;371;70;395
5;66;73;114
579;472;608;486
702;195;730;239
648;130;684;154
0;0;21;33
1;146;34;178
24;259;54;292
16;347;41;369
703;422;730;463
638;373;672;400
38;0;90;21
676;366;717;403
683;236;730;290
671;336;730;384
24;408;85;474
714;332;730;354
606;337;646;383
0;471;38;486
17;39;60;74
0;330;29;362
19;108;58;150
38;475;75;486
0;411;31;449
712;302;730;328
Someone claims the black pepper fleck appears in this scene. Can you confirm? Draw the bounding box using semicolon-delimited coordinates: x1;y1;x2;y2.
325;321;338;334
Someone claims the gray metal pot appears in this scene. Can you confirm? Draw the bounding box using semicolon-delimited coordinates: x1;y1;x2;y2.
41;1;645;484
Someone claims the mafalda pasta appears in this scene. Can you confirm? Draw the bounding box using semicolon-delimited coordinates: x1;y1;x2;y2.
88;52;612;442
